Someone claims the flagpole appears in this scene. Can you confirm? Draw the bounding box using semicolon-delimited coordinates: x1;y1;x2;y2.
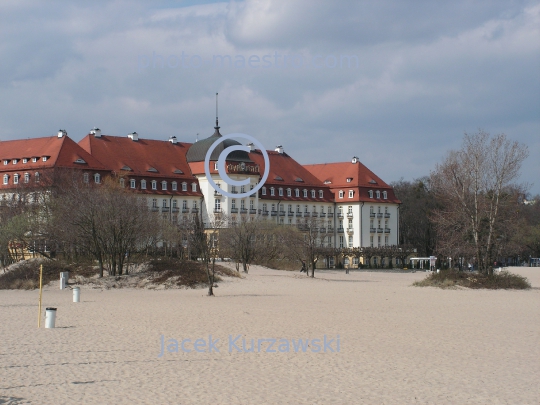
38;264;43;328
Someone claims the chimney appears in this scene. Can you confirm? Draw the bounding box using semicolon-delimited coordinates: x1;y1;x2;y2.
352;156;359;164
169;136;178;144
275;145;283;154
247;142;254;151
128;132;139;141
90;127;102;138
57;129;67;138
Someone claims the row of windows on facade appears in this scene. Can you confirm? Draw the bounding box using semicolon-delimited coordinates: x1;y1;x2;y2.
82;173;198;192
338;189;388;199
3;157;49;165
261;187;325;198
152;199;198;209
3;172;40;185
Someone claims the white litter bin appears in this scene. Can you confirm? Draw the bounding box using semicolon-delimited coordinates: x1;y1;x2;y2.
73;287;80;303
45;308;57;328
60;272;69;289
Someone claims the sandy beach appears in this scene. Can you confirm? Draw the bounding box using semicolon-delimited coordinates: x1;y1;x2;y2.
1;266;539;405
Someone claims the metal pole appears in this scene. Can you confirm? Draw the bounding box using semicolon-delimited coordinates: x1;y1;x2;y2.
37;264;43;328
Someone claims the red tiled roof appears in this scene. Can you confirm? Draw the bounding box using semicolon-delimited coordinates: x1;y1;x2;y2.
304;161;401;204
249;150;334;202
0;135;107;171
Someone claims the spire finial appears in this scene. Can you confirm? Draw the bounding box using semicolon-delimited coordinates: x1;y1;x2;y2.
215;92;219;129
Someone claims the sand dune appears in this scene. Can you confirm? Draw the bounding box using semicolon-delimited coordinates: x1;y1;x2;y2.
1;266;539;404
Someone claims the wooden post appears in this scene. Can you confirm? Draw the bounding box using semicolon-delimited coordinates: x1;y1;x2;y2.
37;264;43;328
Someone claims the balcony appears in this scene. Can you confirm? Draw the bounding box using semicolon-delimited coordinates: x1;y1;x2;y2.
347;227;354;233
249;209;257;214
377;227;383;233
384;228;391;233
320;212;326;218
213;208;222;214
240;208;248;214
151;207;159;212
370;227;376;233
385;213;390;218
297;224;308;231
337;212;344;218
214;191;221;196
319;228;326;233
288;211;294;217
262;210;269;216
191;208;199;213
271;210;278;216
327;227;334;232
337;227;345;233
303;212;311;217
172;207;179;213
347;212;353;218
377;213;383;218
313;212;319;217
231;208;239;213
279;211;285;216
161;207;169;212
370;213;376;218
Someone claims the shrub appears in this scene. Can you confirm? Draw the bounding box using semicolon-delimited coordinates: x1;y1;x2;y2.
413;270;531;290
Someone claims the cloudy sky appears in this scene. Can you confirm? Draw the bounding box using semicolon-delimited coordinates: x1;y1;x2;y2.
1;0;539;193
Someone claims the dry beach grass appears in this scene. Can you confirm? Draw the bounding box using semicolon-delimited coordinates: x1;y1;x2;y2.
0;265;538;404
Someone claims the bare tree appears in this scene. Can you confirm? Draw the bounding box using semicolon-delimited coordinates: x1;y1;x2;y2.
430;131;529;274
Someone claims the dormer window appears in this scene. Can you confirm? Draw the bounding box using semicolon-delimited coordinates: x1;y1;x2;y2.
295;189;300;197
13;159;18;165
214;162;218;170
162;181;167;190
319;190;323;198
22;158;28;164
141;179;147;189
346;178;352;183
42;157;48;162
279;188;283;196
3;160;8;165
119;178;125;188
151;180;157;190
130;179;136;189
32;157;38;163
270;187;275;196
349;190;354;198
262;186;266;195
287;188;291;197
369;190;374;199
172;181;177;191
182;182;187;191
303;189;308;198
383;191;387;199
339;190;344;198
191;183;197;192
311;190;315;198
94;173;101;184
376;190;380;199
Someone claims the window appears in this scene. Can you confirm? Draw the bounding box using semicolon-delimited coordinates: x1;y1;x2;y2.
348;190;354;198
385;207;388;214
262;203;267;212
42;157;48;162
214;162;218;170
2;174;8;185
383;191;387;199
279;188;283;196
182;200;188;209
288;204;292;212
35;172;40;183
182;182;187;191
339;190;344;198
152;199;157;208
23;158;28;164
192;183;197;192
385;236;389;246
348;206;353;214
370;236;374;247
346;178;352;183
270;187;275;196
250;199;254;209
303;189;308;198
378;236;381;246
241;199;245;209
215;199;221;211
296;205;301;213
32;157;38;163
192;201;197;209
162;199;167;208
162;181;167;190
141;179;147;189
348;219;353;228
271;203;276;212
119;178;125;188
150;180;156;190
348;236;353;248
295;189;300;197
319;190;323;198
172;181;177;191
3;160;8;165
369;190;373;198
130;179;136;189
311;190;315;198
287;188;291;197
376;190;380;199
327;237;332;248
94;173;101;184
339;236;344;248
231;199;236;209
173;200;177;208
261;186;266;195
13;174;19;184
24;173;30;183
13;159;18;165
370;206;374;214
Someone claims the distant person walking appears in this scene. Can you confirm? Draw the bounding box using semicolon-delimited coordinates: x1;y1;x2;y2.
300;260;307;273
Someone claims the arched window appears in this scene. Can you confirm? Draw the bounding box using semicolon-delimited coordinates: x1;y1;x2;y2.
191;183;197;192
13;174;19;184
303;189;308;198
130;179;136;189
172;181;177;191
270;187;275;196
376;190;380;199
119;178;125;188
94;173;101;184
141;179;147;189
24;173;30;183
383;191;387;199
279;188;283;196
162;181;167;190
311;190;315;198
318;190;323;198
295;189;300;197
3;174;8;185
368;190;373;198
261;186;266;195
151;180;157;190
